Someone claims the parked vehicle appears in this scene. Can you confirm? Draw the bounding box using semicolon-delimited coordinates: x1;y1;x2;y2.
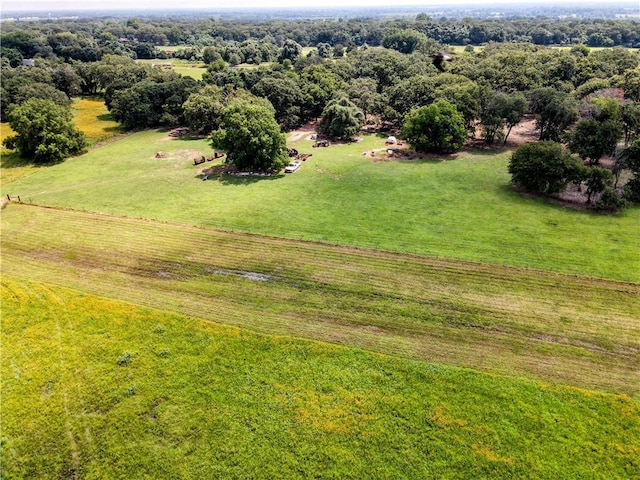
284;160;302;173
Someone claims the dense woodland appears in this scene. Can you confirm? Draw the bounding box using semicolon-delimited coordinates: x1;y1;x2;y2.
2;13;640;209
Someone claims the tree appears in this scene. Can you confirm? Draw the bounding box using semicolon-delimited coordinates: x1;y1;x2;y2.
52;64;83;98
210;101;288;172
279;39;302;64
508;141;583;195
202;46;223;65
568;119;623;165
0;47;23;67
528;87;579;141
621;67;640;102
478;89;505;144
622;102;640;145
110;77;199;129
346;77;384;122
300;64;345;119
3;98;86;163
317;96;365;141
501;92;528;144
386;75;437;121
435;81;481;133
584;167;613;204
8;81;71;108
382;29;426;54
401;100;467;153
618;139;640;202
184;85;256;135
317;43;332;58
251;75;305;130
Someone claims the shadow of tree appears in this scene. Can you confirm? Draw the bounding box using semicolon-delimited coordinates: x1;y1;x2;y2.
0;151;34;169
196;172;284;185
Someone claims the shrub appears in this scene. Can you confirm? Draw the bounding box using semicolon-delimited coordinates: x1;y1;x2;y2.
508;141;584;195
117;352;133;366
402;100;467;153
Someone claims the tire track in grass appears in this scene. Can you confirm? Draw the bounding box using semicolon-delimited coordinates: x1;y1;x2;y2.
2;204;639;395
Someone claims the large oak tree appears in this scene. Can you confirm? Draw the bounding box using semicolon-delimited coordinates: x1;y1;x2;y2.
3;98;86;163
210;100;289;172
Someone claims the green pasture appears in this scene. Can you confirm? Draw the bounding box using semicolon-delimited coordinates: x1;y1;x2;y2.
3;129;639;282
156;44;191;52
172;65;207;79
136;59;207;79
2;277;638;479
2;204;638;395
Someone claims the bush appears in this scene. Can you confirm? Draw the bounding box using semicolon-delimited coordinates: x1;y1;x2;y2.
508;141;584;195
117;352;133;366
402;100;467;153
597;187;628;211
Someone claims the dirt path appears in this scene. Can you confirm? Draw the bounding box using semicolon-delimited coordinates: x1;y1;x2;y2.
287;121;318;142
503;114;538;147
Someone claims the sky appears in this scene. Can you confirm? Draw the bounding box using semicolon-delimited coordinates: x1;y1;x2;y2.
1;0;620;13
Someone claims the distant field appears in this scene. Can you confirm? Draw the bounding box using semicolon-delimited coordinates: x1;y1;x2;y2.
136;59;207;79
156;44;191;52
3;129;639;282
2;276;638;478
172;65;207;79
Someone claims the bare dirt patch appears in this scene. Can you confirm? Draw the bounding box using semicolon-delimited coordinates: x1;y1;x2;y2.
504;114;539;148
288;121;318;142
151;149;204;161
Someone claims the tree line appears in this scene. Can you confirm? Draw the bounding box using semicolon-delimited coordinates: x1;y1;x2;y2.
1;14;639;66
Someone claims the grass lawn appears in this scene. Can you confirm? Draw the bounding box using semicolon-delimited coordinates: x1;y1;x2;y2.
3;130;639;282
2;276;638;479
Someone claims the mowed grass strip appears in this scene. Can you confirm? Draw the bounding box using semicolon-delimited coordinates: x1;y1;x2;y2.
2;277;638;479
2;204;638;395
4;130;639;281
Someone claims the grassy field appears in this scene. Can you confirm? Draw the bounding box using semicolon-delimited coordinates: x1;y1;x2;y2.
3;129;639;282
136;58;208;79
2;97;639;477
2;204;638;396
2;276;638;479
72;97;122;143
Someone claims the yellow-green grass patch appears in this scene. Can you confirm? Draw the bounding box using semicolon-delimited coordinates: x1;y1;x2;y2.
1;123;36;188
72;97;122;143
2;276;638;479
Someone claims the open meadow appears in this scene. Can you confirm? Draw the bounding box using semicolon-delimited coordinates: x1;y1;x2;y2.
2;99;639;478
3;129;639;282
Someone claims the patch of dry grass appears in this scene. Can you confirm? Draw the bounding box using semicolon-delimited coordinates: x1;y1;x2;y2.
72;97;121;143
